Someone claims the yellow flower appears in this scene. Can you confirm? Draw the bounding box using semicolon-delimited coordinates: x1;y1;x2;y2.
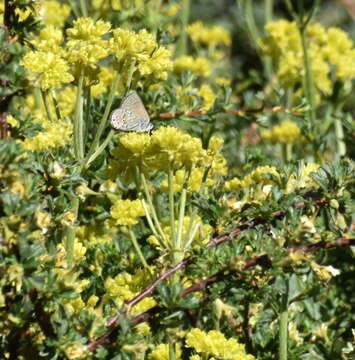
64;342;86;360
31;25;64;53
148;343;182;360
198;84;216;110
41;0;71;28
58;86;77;117
110;28;172;81
261;120;301;145
111;199;145;226
35;211;51;229
22;51;73;90
286;163;320;192
76;224;116;246
104;268;156;314
150;126;207;170
188;22;231;47
186;328;254;360
6;115;19;128
66;18;111;79
174;56;211;77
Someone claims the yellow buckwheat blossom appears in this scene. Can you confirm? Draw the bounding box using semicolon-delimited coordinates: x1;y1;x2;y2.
261;20;355;93
104;268;156;314
198;84;216;110
286;163;320;193
111;199;145;226
186;328;254;360
22;51;73;90
149;343;182;360
150;126;207;170
110;28;173;81
41;0;71;28
31;25;64;53
261;120;301;145
21;115;72;152
174;56;211;77
66;18;111;79
188;22;231;47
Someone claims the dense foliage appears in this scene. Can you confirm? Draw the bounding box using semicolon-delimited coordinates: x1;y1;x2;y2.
0;1;354;359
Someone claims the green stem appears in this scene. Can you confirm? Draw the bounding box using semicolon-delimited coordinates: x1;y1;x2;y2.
64;226;75;267
243;0;260;48
264;0;273;79
73;72;85;160
79;0;88;16
141;173;169;246
175;187;187;256
40;89;52;122
84;86;91;142
88;71;121;156
279;290;289;360
168;162;176;247
51;90;62;120
334;103;346;158
168;340;176;360
175;0;190;56
83;130;114;169
128;228;151;273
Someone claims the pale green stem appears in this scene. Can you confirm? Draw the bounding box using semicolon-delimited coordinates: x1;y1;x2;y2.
176;187;187;250
73;72;85;160
128;227;152;274
51;90;62;120
175;0;190;56
264;0;273;79
243;0;261;48
84;86;91;142
83;130;114;169
168;162;176;247
140;199;160;242
334;103;346;158
279;291;289;360
168;341;176;360
64;226;75;267
184;222;200;250
141;173;169;246
88;71;121;156
79;0;88;16
40;89;53;122
185;205;197;246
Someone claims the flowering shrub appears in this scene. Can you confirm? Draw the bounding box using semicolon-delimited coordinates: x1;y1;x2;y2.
0;1;354;360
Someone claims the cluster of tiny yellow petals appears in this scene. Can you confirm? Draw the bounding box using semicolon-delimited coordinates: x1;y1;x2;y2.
226;165;280;191
286;163;320;193
41;0;71;28
22;51;73;90
148;343;182;360
188;22;231;47
58;86;77;117
161;168;204;193
174;56;211;77
110;199;145;226
186;328;254;360
261;20;355;93
110;28;173;81
76;223;116;246
21;117;73;152
31;26;64;53
65;18;111;75
104;268;156;314
261;120;301;145
198;84;216;110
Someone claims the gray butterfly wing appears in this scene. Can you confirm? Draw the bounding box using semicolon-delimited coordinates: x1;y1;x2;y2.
110;92;153;132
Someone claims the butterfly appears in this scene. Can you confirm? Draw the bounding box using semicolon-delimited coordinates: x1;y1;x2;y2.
110;91;154;132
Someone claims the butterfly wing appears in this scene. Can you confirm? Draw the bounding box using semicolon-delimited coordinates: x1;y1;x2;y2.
110;92;153;132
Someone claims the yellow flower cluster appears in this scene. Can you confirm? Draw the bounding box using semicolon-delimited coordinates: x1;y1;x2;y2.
76;224;116;246
66;17;111;79
21;116;73;152
188;22;231;47
104;268;156;314
286;163;320;193
198;84;216;110
174;56;211;77
148;343;182;360
225;166;280;191
261;120;301;145
110;199;145;226
22;51;73;90
41;0;71;28
261;20;355;93
161;168;204;193
110;28;173;80
31;25;64;53
186;328;254;360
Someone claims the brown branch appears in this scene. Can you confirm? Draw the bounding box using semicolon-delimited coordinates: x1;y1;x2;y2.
88;237;355;352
